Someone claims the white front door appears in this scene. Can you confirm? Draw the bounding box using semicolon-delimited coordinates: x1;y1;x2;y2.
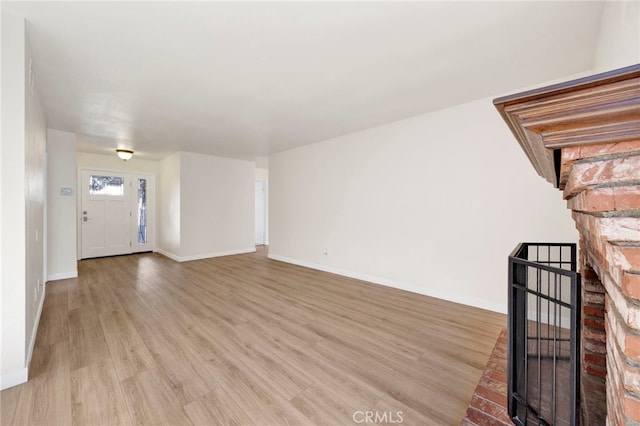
80;170;155;259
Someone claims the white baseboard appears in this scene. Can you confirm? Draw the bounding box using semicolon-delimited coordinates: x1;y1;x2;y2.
156;247;256;263
155;248;181;262
47;271;78;281
268;254;506;314
0;367;28;391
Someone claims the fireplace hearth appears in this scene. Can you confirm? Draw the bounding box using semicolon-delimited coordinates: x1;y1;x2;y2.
495;64;640;425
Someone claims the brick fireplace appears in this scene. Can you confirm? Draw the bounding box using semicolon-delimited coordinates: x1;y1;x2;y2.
494;64;640;425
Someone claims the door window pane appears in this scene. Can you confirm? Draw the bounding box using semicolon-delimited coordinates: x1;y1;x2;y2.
89;175;124;196
137;178;147;244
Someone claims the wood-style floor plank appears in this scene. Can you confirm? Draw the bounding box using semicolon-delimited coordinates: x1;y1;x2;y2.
12;342;71;426
98;309;157;381
120;367;192;426
183;387;254;426
70;360;131;426
210;355;311;426
290;385;360;425
0;383;21;425
68;307;112;371
1;246;505;425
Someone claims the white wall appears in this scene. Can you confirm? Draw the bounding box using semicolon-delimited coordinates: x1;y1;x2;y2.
1;10;28;389
255;167;269;245
77;152;160;175
24;31;47;369
178;152;255;259
158;152;181;256
157;152;255;261
1;12;47;390
255;168;269;181
47;129;78;280
269;95;578;313
593;0;640;72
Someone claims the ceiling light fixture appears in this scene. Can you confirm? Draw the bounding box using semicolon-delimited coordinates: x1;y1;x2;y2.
116;149;134;161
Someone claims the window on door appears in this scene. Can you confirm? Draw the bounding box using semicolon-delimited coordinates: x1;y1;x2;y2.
137;178;147;244
89;175;124;196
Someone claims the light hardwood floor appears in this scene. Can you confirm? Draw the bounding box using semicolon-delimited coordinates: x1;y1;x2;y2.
1;247;505;426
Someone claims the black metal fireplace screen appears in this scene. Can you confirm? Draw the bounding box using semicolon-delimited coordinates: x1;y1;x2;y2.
508;243;581;425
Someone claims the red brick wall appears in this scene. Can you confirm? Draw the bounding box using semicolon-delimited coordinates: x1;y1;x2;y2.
579;257;608;425
580;261;607;380
560;141;640;425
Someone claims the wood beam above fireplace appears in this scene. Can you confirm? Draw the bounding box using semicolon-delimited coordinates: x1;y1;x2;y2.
494;64;640;188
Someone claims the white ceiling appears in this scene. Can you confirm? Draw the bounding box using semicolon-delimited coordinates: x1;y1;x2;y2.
4;1;605;162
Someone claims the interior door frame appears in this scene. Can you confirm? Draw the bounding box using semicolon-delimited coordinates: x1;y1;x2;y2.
77;167;157;260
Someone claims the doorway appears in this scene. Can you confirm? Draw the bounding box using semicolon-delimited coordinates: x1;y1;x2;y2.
80;169;156;259
255;180;267;245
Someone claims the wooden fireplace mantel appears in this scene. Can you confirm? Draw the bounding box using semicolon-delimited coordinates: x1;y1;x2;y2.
493;64;640;187
496;64;640;425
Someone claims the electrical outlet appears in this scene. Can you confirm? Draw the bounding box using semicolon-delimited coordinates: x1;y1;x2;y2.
34;287;37;302
323;248;328;255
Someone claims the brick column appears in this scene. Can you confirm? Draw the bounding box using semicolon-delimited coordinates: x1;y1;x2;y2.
579;251;607;425
561;142;640;425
